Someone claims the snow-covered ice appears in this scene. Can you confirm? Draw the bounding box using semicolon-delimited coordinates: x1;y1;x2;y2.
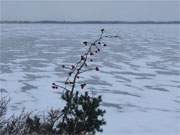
0;24;180;135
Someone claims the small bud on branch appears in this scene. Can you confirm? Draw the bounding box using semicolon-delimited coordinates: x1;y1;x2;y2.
95;67;100;71
83;41;88;45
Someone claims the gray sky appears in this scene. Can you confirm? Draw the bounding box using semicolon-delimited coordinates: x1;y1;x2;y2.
0;0;180;21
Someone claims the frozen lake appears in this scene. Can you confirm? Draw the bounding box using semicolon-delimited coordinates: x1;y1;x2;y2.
0;24;180;135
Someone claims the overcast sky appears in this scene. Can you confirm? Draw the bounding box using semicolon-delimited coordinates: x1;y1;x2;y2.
0;0;179;21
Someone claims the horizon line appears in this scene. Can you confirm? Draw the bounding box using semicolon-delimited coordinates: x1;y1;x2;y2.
0;20;180;24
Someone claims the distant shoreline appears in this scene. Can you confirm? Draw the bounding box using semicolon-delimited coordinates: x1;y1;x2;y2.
0;21;180;24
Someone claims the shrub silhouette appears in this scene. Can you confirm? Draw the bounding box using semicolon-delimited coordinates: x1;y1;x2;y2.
56;91;106;135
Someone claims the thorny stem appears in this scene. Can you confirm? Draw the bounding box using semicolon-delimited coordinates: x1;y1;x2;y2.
70;30;104;96
52;29;121;103
52;29;120;94
56;30;105;96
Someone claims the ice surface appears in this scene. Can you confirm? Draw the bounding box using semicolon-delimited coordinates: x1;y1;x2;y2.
0;24;180;135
